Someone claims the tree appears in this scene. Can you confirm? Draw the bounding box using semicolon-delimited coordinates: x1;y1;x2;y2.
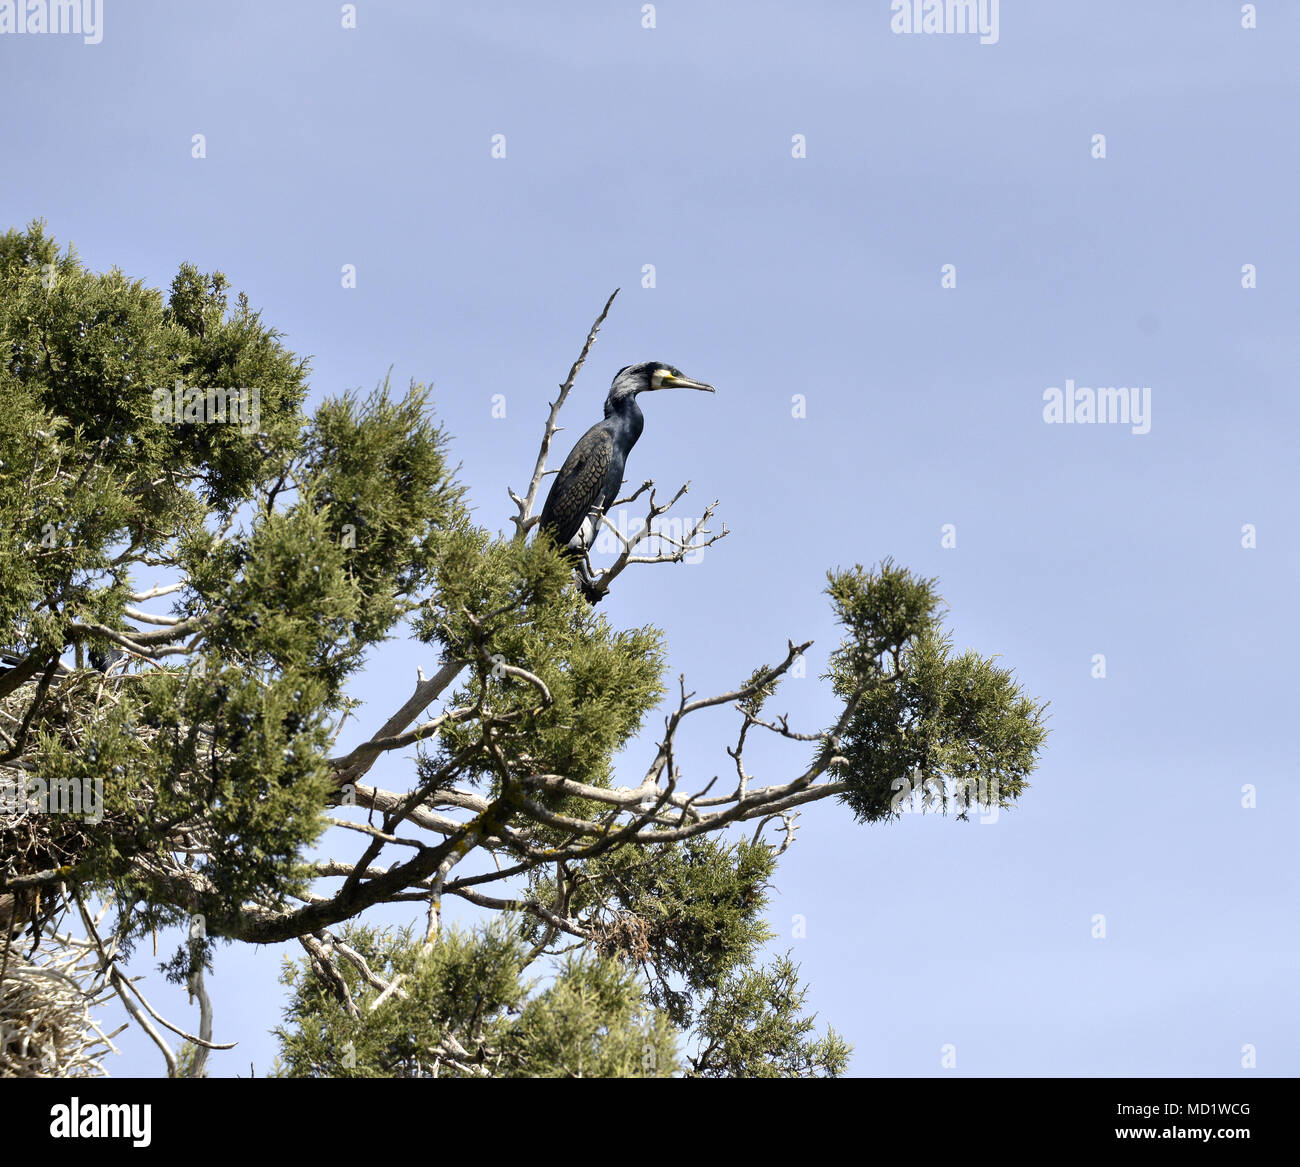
0;223;1047;1077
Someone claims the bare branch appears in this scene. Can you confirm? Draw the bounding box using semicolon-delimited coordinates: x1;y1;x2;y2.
510;288;620;537
580;484;729;603
331;659;466;786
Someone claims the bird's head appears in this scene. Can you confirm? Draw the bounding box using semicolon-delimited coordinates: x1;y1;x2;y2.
606;362;715;406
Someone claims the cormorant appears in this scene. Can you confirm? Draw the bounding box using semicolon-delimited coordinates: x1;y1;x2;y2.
0;645;120;677
537;361;714;601
88;645;125;673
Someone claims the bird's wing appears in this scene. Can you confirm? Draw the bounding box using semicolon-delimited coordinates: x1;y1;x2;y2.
538;424;614;548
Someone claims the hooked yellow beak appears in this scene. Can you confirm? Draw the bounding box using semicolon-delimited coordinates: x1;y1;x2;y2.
656;370;715;393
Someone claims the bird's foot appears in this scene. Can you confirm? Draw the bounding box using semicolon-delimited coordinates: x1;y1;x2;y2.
577;574;606;605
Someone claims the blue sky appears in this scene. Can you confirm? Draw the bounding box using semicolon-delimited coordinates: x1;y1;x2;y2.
2;0;1296;1077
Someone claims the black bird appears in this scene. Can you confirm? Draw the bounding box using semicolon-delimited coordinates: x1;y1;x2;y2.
1;647;119;678
0;649;72;689
88;644;126;674
537;361;714;601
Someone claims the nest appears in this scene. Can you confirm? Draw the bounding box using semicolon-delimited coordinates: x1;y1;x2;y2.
0;936;115;1078
0;674;127;1076
592;909;652;964
0;668;150;942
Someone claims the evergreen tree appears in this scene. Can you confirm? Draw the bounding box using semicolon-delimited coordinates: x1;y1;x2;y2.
0;223;1046;1077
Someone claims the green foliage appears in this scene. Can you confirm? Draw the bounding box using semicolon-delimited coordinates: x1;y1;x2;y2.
503;954;679;1078
531;838;776;1027
688;953;851;1078
301;382;465;617
174;1041;209;1079
737;663;780;719
824;561;1048;823
181;499;366;694
272;919;679;1078
0;223;459;945
419;531;667;793
24;662;333;943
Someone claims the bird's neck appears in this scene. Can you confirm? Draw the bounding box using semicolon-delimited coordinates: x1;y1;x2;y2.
606;393;644;446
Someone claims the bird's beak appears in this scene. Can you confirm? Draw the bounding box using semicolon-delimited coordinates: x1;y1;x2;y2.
658;373;715;393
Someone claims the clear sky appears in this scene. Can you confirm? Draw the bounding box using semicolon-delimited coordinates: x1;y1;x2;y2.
1;0;1295;1077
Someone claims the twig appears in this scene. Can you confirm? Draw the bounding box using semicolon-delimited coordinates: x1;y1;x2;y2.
510;289;620;537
